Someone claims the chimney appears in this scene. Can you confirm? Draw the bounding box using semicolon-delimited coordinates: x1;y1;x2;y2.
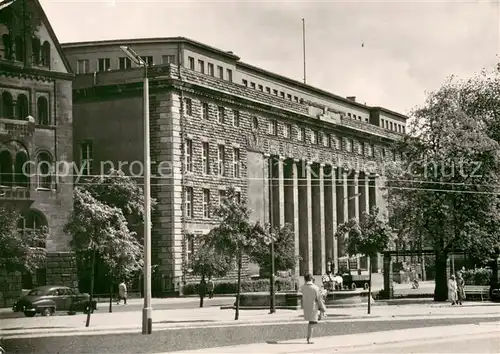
227;51;233;54
346;96;356;102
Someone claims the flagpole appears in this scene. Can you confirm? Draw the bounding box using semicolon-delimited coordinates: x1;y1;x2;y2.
302;18;306;84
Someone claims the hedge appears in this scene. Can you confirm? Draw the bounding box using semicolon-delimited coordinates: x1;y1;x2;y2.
462;268;492;286
183;277;294;295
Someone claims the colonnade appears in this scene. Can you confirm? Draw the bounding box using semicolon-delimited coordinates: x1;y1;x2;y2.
265;154;380;276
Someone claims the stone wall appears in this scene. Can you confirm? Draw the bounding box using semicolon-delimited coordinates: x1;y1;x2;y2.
0;270;22;308
46;252;78;289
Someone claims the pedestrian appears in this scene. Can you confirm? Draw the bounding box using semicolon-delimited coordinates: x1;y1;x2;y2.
456;272;465;305
207;277;214;299
117;280;127;305
199;278;207;308
301;273;326;344
448;274;458;305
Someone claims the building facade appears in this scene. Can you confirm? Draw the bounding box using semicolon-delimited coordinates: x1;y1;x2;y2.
0;0;76;306
62;37;406;294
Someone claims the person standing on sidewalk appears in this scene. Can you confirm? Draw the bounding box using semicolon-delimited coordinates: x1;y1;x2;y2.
199;278;207;307
456;272;465;305
118;280;127;305
448;274;458;305
301;273;326;344
207;277;214;299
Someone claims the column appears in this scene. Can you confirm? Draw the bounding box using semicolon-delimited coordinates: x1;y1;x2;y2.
353;171;360;270
278;156;285;226
382;253;394;299
360;172;370;221
263;154;270;224
292;159;300;278
298;161;309;275
331;166;338;272
306;161;313;274
319;164;326;275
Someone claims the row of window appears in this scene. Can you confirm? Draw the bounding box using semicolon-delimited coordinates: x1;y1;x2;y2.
187;56;233;82
184;187;240;219
381;119;405;133
346;112;369;123
0;91;50;125
2;34;51;67
0;149;54;189
185;139;241;177
184;98;241;126
242;79;304;104
77;54;177;74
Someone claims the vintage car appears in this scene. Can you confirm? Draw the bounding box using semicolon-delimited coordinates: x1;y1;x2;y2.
12;285;96;317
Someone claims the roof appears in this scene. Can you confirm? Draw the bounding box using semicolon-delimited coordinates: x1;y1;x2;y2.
34;0;73;74
61;36;241;61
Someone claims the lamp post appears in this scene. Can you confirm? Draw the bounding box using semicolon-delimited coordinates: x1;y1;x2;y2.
119;45;152;334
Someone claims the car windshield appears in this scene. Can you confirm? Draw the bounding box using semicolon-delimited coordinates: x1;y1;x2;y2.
27;289;48;296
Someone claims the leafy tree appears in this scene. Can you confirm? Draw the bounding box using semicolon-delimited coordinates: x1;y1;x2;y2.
336;207;394;313
65;188;143;326
0;206;47;274
205;187;270;320
249;223;299;274
191;241;233;281
386;71;500;301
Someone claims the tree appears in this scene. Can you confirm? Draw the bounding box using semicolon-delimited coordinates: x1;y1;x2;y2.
386;70;500;301
191;241;233;282
0;206;47;274
205;187;270;320
65;188;143;326
249;223;299;274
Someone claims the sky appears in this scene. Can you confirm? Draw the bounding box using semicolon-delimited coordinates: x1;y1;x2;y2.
40;0;499;115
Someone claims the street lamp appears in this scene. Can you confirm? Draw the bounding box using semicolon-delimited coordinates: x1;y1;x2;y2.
119;45;152;335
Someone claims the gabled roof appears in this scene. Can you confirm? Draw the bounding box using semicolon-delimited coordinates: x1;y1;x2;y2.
32;0;73;74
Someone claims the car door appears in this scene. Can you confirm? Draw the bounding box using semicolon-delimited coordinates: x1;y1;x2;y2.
52;288;67;311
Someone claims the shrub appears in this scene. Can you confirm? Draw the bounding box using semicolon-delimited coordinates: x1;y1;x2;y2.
182;277;294;295
462;268;492;286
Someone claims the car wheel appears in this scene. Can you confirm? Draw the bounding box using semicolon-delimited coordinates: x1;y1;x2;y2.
41;307;54;316
24;311;36;317
67;310;77;315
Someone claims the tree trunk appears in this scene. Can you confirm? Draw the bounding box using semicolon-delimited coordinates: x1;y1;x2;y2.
434;251;448;301
85;249;96;327
108;281;113;313
235;250;242;321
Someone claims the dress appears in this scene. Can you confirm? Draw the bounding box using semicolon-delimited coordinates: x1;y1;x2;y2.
448;279;458;303
456;276;465;302
301;282;326;323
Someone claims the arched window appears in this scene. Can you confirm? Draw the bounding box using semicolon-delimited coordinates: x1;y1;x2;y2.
37;152;53;189
37;97;49;125
1;92;14;118
0;150;13;186
17;209;48;248
14;36;24;62
252;116;259;130
2;34;12;60
14;151;29;187
41;41;50;67
16;94;29;119
32;37;40;65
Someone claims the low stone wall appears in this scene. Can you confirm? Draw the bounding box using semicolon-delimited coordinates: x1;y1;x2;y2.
0;270;22;308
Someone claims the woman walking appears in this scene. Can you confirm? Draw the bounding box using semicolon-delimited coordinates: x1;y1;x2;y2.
456;272;465;305
448;274;458;305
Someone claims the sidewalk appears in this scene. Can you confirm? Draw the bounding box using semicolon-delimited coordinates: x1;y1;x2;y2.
167;322;500;353
1;301;499;339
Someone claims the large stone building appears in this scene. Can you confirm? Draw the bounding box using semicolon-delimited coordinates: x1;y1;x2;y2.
0;0;75;306
62;37;406;294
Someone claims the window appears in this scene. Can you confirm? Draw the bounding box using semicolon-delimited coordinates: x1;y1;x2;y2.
185;139;193;172
311;130;318;144
402;126;406;134
345;139;353;152
17;210;47;247
382;148;386;158
297;127;303;141
98;58;110;72
77;59;89;74
80;141;93;176
250;82;256;89
226;69;232;82
202;189;210;218
1;92;13;118
161;55;176;64
198;59;205;74
392;150;396;161
201;102;209;120
242;79;248;87
185;234;194;266
356;141;363;155
235;191;241;204
332;135;341;150
37;96;49;125
41;41;50;67
233;110;240;127
37;152;53;189
140;56;153;65
217;145;225;176
287;94;292;100
252;116;259;130
208;63;214;76
185;187;193;218
14;36;24;62
188;57;195;70
119;57;132;69
16;94;29;119
258;84;263;91
202;142;209;174
184;98;193;116
323;133;330;147
218;190;226;205
233;148;240;178
348;113;352;118
32;38;40;64
273;89;278;96
217;106;225;124
370;144;375;157
2;34;12;60
294;96;299;102
390;122;393;131
280;92;285;98
268;120;277;135
217;66;223;79
284;123;292;139
266;87;271;94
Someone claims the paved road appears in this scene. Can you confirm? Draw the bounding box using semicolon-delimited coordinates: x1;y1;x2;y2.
1;316;498;353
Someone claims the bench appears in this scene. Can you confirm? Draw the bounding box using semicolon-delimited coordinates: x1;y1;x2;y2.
464;285;490;301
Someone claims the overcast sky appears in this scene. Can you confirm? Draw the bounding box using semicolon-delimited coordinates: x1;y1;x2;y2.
41;0;499;114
